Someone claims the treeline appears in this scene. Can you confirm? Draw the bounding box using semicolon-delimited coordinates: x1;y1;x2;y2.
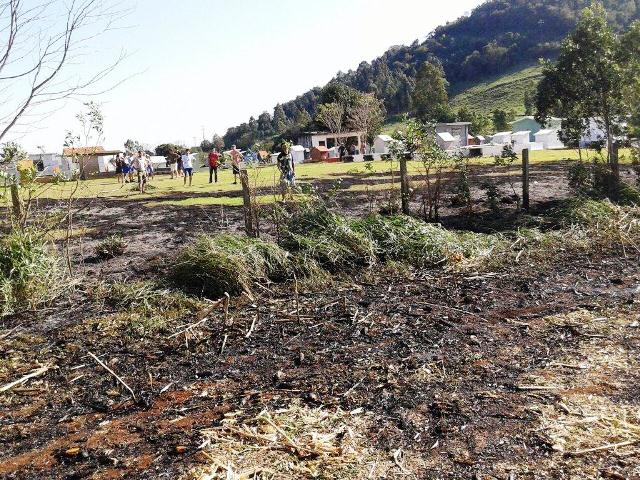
222;0;638;149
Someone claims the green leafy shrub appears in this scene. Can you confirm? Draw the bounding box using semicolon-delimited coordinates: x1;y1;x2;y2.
169;234;292;298
0;229;65;316
95;234;126;260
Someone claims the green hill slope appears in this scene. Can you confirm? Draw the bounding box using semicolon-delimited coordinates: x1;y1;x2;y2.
450;65;544;116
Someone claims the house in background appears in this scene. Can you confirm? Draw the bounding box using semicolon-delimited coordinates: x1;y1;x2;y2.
511;116;562;142
63;146;121;179
28;152;66;176
290;145;306;164
297;131;363;153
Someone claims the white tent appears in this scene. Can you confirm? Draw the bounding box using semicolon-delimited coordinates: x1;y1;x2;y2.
491;132;512;145
535;129;564;149
373;135;394;155
436;132;456;151
290;145;305;164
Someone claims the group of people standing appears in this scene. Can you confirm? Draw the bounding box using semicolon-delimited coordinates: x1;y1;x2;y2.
115;151;154;194
113;143;294;198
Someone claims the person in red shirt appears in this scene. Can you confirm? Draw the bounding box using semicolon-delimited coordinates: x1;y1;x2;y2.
208;148;220;183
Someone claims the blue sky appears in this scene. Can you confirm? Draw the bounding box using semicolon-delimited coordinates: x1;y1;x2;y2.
10;0;484;152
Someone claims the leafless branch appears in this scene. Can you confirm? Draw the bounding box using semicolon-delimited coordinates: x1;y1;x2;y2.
0;0;131;142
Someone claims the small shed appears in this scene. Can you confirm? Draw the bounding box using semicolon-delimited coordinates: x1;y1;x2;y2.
310;146;330;162
290;145;305;164
374;135;394;155
535;129;564;149
475;135;486;145
491;132;512;145
436;132;457;151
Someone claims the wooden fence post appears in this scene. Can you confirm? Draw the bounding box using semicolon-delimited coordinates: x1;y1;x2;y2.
399;155;410;215
522;148;530;212
240;169;258;238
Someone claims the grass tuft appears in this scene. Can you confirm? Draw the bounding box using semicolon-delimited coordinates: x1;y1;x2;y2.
95;234;126;260
0;229;65;316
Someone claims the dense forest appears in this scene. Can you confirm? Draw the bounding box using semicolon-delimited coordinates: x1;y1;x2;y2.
223;0;639;149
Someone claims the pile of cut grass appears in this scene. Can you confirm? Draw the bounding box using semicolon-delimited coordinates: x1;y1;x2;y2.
0;229;65;316
169;234;293;298
279;203;376;272
353;214;504;268
91;280;205;337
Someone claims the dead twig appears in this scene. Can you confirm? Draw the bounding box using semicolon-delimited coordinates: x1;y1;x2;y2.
0;364;53;394
87;351;137;401
566;439;639;456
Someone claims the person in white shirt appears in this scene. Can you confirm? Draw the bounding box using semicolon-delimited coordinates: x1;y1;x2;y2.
181;149;195;186
133;151;148;193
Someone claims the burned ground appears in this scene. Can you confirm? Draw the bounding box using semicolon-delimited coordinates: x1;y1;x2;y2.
1;160;639;479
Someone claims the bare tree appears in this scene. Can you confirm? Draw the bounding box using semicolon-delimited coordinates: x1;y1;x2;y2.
347;93;386;152
315;102;345;135
0;0;129;143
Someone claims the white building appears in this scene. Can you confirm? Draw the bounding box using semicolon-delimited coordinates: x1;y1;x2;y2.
580;118;607;147
491;132;512;145
297;131;363;153
435;122;471;150
535;129;565;149
436;132;457;151
373;135;394;155
291;145;306;164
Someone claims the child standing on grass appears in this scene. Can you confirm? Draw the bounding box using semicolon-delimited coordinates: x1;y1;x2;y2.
230;145;243;185
182;149;195;187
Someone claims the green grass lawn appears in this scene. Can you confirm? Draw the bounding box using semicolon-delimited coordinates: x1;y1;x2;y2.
5;148;632;207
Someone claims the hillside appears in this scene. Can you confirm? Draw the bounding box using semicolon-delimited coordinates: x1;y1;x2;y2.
223;0;639;148
450;64;544;117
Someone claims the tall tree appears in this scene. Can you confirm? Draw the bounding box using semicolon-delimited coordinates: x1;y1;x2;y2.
411;61;449;123
272;104;290;133
492;109;510;132
523;88;536;116
315;103;345;134
535;3;625;166
212;134;225;151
